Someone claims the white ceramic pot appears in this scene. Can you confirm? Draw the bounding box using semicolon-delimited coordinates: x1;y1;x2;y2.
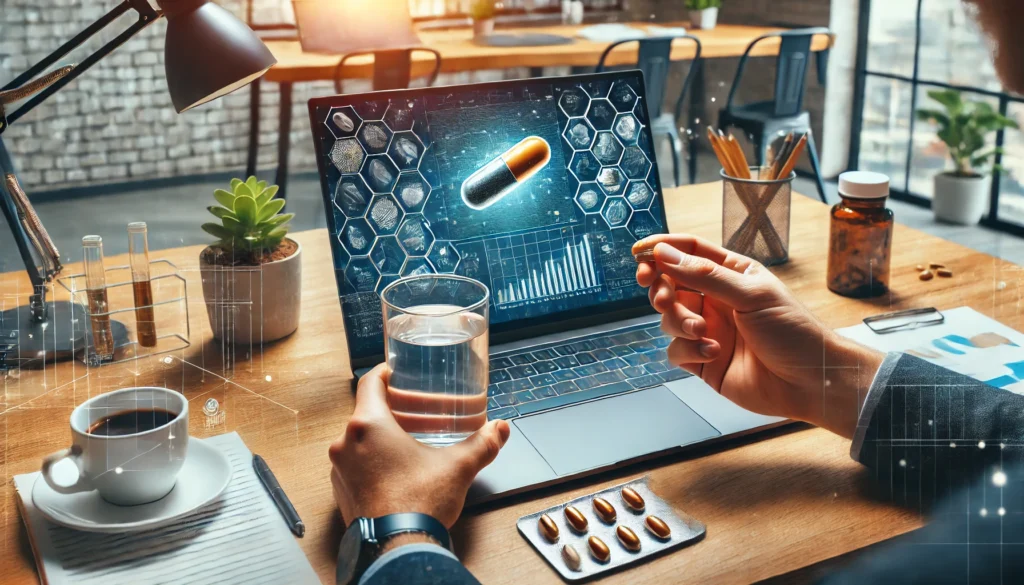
932;172;991;225
473;18;494;38
199;239;302;344
689;7;718;30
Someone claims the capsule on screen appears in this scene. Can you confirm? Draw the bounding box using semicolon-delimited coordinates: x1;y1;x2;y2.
460;136;551;210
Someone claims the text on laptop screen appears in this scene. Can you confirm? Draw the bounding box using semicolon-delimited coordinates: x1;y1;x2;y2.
309;72;668;362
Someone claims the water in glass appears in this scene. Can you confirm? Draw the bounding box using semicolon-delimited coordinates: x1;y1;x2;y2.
386;305;489;446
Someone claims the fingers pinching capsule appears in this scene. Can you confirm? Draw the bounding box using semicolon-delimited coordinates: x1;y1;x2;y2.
460;136;551;210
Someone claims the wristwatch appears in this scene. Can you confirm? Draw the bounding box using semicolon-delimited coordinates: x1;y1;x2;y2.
336;513;453;585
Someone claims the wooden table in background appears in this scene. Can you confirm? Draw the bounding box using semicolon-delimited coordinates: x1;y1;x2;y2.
5;183;1019;584
251;23;832;197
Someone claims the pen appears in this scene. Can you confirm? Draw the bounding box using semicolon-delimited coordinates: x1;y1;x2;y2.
253;453;305;538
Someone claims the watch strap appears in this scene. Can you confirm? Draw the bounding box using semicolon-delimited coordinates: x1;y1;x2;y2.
371;513;453;553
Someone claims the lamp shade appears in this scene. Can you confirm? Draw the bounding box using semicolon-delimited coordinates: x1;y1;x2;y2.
291;0;422;54
159;0;277;113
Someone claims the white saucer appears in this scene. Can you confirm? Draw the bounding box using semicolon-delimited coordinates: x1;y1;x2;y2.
32;437;233;533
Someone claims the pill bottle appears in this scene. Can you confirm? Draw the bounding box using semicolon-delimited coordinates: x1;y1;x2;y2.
827;171;893;298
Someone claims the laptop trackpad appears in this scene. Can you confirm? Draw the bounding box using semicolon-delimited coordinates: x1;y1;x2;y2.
515;386;720;476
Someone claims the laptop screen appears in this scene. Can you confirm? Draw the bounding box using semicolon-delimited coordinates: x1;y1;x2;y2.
308;71;668;364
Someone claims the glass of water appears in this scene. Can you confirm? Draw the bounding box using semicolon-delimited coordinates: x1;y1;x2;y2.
381;274;489;447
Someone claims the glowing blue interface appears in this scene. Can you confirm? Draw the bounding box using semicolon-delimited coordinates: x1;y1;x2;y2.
309;72;668;361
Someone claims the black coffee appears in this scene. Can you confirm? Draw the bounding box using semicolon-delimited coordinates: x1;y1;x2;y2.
87;408;177;436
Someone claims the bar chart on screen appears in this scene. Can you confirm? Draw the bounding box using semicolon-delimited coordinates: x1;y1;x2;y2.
493;234;602;306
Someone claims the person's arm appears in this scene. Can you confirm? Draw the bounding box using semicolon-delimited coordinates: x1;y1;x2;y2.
851;352;1024;508
330;364;510;585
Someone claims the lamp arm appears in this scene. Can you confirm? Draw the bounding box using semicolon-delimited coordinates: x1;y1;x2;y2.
0;0;162;134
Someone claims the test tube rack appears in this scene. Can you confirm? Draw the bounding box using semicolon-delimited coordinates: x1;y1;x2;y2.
57;259;191;366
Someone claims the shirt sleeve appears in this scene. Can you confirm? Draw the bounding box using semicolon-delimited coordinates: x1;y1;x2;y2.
357;543;480;585
849;351;903;461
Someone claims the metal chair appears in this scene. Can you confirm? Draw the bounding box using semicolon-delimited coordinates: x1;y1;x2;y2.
334;48;442;93
596;35;703;187
718;27;834;203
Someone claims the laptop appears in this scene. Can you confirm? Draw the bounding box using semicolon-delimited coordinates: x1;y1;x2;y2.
307;71;786;504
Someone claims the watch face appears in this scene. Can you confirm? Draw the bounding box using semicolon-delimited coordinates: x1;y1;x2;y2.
336;520;365;585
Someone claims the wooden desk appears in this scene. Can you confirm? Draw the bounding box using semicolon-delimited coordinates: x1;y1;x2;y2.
7;183;1017;584
250;23;832;197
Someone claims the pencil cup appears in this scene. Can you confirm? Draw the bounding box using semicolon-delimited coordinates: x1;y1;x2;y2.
721;167;793;267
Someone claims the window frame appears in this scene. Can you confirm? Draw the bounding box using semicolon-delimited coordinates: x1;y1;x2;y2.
848;0;1024;237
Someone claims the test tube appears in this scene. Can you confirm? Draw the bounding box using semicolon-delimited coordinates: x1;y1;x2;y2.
128;222;157;347
82;235;114;361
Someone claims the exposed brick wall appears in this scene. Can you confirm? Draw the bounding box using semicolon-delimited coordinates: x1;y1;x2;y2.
0;0;830;193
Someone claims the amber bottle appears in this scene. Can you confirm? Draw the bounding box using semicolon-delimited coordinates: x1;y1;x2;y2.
827;172;893;298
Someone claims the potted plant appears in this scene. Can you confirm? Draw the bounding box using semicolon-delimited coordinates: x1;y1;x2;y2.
199;176;300;344
470;0;495;38
686;0;721;30
916;89;1018;225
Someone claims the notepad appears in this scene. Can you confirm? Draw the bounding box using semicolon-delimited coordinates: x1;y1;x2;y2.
14;432;322;585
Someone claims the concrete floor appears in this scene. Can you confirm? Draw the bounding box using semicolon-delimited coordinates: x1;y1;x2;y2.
3;148;1024;273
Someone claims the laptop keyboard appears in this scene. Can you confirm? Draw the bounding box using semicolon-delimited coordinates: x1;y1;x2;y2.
486;322;691;420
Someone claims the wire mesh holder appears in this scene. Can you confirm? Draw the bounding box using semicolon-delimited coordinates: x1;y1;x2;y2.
721;167;794;267
57;259;191;366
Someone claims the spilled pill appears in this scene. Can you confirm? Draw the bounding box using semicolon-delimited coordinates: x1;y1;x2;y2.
929;262;945;269
644;515;672;539
915;264;925;271
538;514;559;542
919;269;934;281
564;505;589;533
616;525;641;551
592;497;617;523
561;544;582;571
937;268;953;277
588;536;611;562
460;136;550;210
621;486;645;511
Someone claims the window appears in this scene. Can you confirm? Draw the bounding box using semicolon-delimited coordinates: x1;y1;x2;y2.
851;0;1024;234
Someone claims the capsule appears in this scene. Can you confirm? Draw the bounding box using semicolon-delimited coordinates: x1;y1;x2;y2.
616;525;641;551
644;515;672;539
561;544;582;571
538;514;559;542
588;536;610;562
621;486;645;511
592;497;617;523
564;505;589;533
460;136;551;210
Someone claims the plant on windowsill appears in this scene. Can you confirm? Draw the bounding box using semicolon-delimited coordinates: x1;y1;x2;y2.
198;176;302;343
685;0;721;30
470;0;496;39
916;89;1018;225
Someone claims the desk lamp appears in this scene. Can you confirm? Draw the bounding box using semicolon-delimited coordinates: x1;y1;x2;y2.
0;0;276;366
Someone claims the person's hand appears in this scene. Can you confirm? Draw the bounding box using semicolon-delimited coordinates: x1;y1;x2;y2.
634;234;884;438
329;364;511;528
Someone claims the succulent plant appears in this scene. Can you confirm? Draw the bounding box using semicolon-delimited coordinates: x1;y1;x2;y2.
202;176;294;257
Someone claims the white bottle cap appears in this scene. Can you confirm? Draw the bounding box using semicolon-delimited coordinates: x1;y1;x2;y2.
838;171;890;199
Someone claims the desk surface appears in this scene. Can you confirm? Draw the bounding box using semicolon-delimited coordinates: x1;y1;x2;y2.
263;23;833;83
3;183;1021;584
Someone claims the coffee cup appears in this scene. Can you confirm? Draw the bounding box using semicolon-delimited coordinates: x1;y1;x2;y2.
40;387;189;506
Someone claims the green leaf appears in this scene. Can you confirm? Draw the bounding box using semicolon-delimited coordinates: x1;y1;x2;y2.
207;206;236;220
257;198;285;222
213;189;235;209
202;223;235;241
265;213;294;228
233;196;257;225
230;178;244;192
255;185;279;208
233;182;255;199
257;180;268;193
222;215;246;235
266;227;289;241
915;108;949;126
928;89;962;113
245;176;259;191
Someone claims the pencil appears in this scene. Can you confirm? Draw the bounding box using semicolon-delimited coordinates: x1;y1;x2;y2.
776;133;808;180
